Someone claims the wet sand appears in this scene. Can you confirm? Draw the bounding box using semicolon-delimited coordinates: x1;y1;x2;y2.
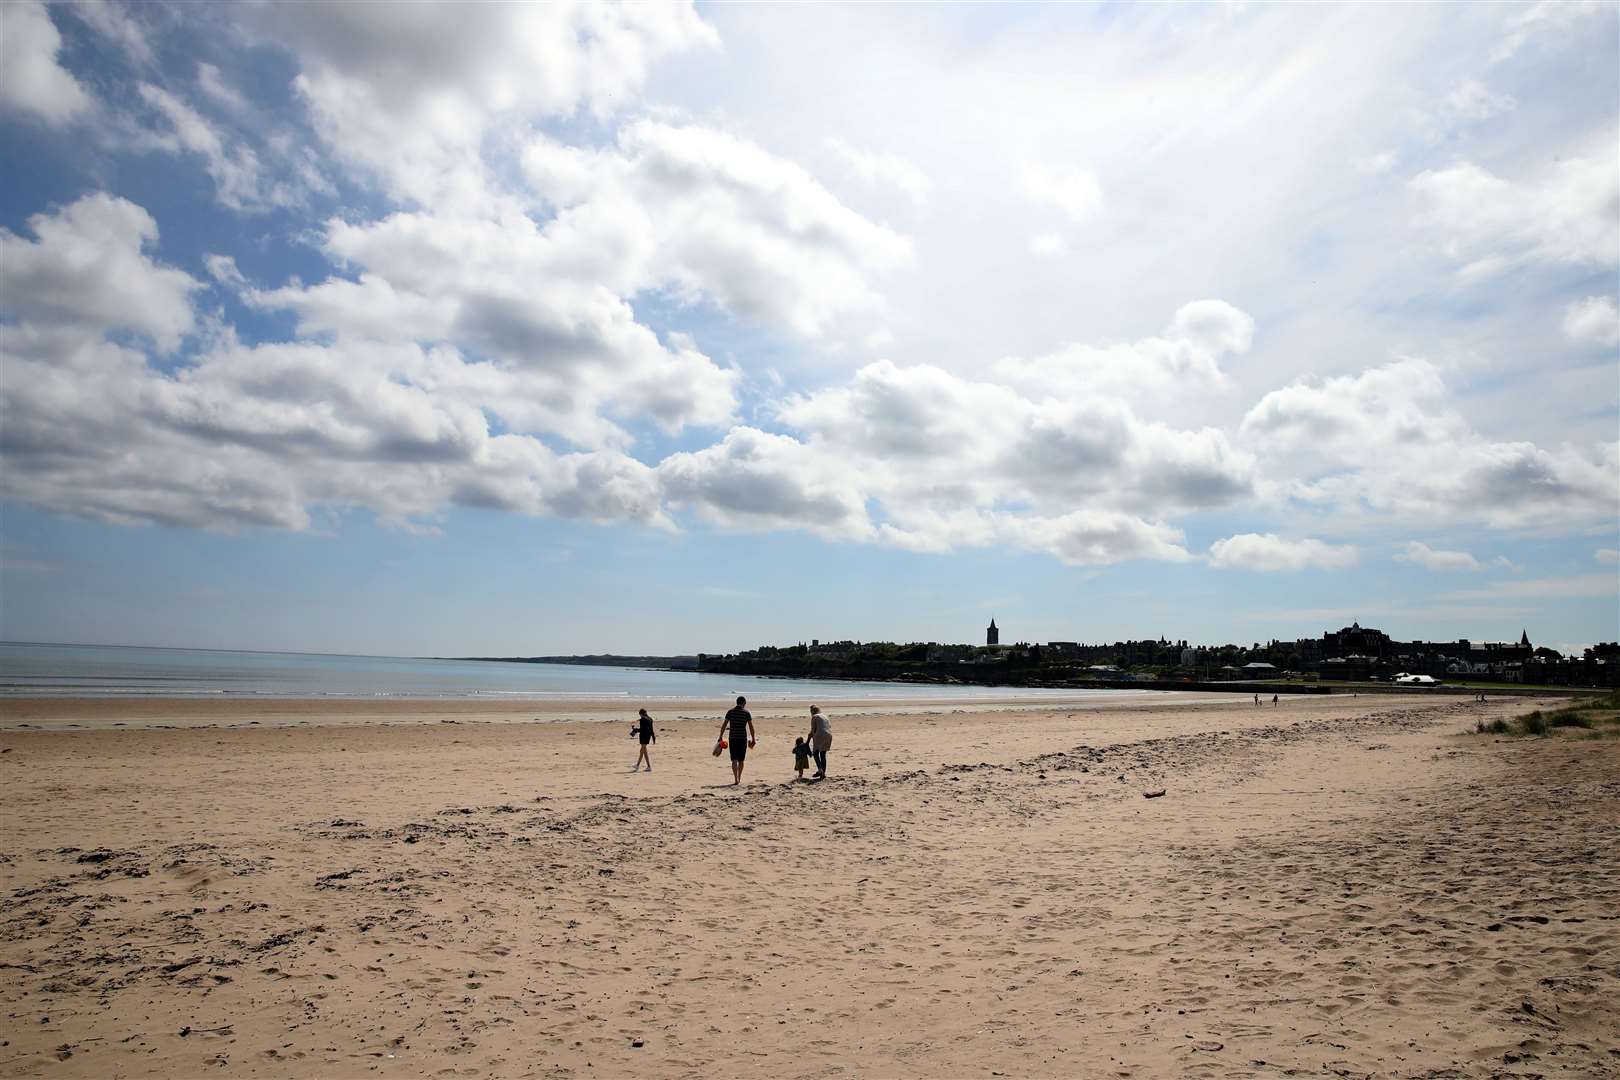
1;692;1616;1078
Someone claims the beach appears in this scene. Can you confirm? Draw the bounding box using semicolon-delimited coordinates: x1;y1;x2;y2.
1;692;1615;1079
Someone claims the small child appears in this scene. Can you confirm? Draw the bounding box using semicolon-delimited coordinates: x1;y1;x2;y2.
793;737;811;779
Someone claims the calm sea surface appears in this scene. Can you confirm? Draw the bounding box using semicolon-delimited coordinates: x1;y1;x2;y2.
0;642;1130;702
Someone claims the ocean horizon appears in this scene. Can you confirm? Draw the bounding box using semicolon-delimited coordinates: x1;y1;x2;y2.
0;641;1130;702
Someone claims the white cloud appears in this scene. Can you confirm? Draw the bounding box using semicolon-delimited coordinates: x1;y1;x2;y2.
252;213;743;449
1209;533;1359;572
994;299;1253;400
0;1;93;125
1409;141;1619;278
0;193;199;351
824;137;933;203
1241;357;1619;529
522;121;912;338
137;83;276;212
0;193;687;531
1395;540;1483;572
196;62;251;116
656;427;873;540
1595;548;1619;565
253;2;719;208
203;253;247;290
1562;296;1619;348
1019;163;1103;224
67;0;154;68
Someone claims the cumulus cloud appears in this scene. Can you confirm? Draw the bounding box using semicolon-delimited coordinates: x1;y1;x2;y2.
1209;533;1358;572
0;1;93;125
1395;540;1483;572
1563;296;1619;348
1242;358;1619;528
1409;142;1619;278
994;299;1253;400
252;2;718;207
0;194;678;531
0;193;199;351
657;428;873;540
522;121;912;338
251;212;741;450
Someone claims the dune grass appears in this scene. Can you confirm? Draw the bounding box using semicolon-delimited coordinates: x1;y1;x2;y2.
1475;690;1620;738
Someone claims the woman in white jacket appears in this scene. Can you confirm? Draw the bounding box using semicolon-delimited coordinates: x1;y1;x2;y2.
804;705;832;779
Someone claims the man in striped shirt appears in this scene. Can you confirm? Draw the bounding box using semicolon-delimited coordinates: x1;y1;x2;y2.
720;696;756;786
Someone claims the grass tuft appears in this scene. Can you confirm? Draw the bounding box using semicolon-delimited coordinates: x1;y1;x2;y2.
1473;693;1620;738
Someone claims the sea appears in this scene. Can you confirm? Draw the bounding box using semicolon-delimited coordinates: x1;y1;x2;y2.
0;641;1130;702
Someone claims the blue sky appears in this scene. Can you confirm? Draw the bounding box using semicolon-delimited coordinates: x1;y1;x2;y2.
1;1;1616;657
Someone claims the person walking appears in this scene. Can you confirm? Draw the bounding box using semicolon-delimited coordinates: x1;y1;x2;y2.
805;704;832;779
633;707;656;771
720;696;755;785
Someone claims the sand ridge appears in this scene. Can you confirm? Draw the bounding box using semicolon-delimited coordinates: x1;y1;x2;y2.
1;694;1616;1078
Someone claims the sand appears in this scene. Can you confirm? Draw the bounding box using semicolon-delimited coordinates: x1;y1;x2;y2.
1;691;1615;1079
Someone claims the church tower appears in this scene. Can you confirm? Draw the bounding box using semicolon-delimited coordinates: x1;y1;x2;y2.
986;618;999;647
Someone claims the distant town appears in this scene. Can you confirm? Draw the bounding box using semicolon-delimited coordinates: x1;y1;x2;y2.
468;621;1620;690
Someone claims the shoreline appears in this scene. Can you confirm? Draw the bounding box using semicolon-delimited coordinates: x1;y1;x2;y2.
0;689;1162;732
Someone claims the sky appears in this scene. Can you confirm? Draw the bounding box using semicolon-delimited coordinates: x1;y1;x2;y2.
1;1;1617;658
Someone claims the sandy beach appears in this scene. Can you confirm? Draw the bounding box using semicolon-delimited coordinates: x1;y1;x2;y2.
1;691;1616;1079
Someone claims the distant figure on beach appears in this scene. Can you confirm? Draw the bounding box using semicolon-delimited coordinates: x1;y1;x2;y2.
633;708;655;771
1254;693;1261;706
721;696;755;785
805;705;832;779
793;737;811;780
1271;694;1278;706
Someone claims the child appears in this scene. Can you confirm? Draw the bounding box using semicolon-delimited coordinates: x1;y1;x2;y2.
793;737;811;780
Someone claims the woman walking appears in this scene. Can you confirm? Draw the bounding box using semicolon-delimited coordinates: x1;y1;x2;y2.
805;705;832;779
633;707;655;771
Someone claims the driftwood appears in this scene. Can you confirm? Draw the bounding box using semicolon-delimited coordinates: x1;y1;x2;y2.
1143;788;1167;799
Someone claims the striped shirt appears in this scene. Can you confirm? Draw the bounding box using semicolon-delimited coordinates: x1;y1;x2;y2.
726;706;751;742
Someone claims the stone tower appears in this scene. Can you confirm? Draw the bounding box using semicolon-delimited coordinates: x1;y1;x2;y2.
987;618;999;647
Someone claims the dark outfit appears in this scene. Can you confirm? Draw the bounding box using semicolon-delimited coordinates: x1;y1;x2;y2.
637;714;653;746
725;705;751;762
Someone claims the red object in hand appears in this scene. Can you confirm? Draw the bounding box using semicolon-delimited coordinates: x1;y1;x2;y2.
719;740;727;749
